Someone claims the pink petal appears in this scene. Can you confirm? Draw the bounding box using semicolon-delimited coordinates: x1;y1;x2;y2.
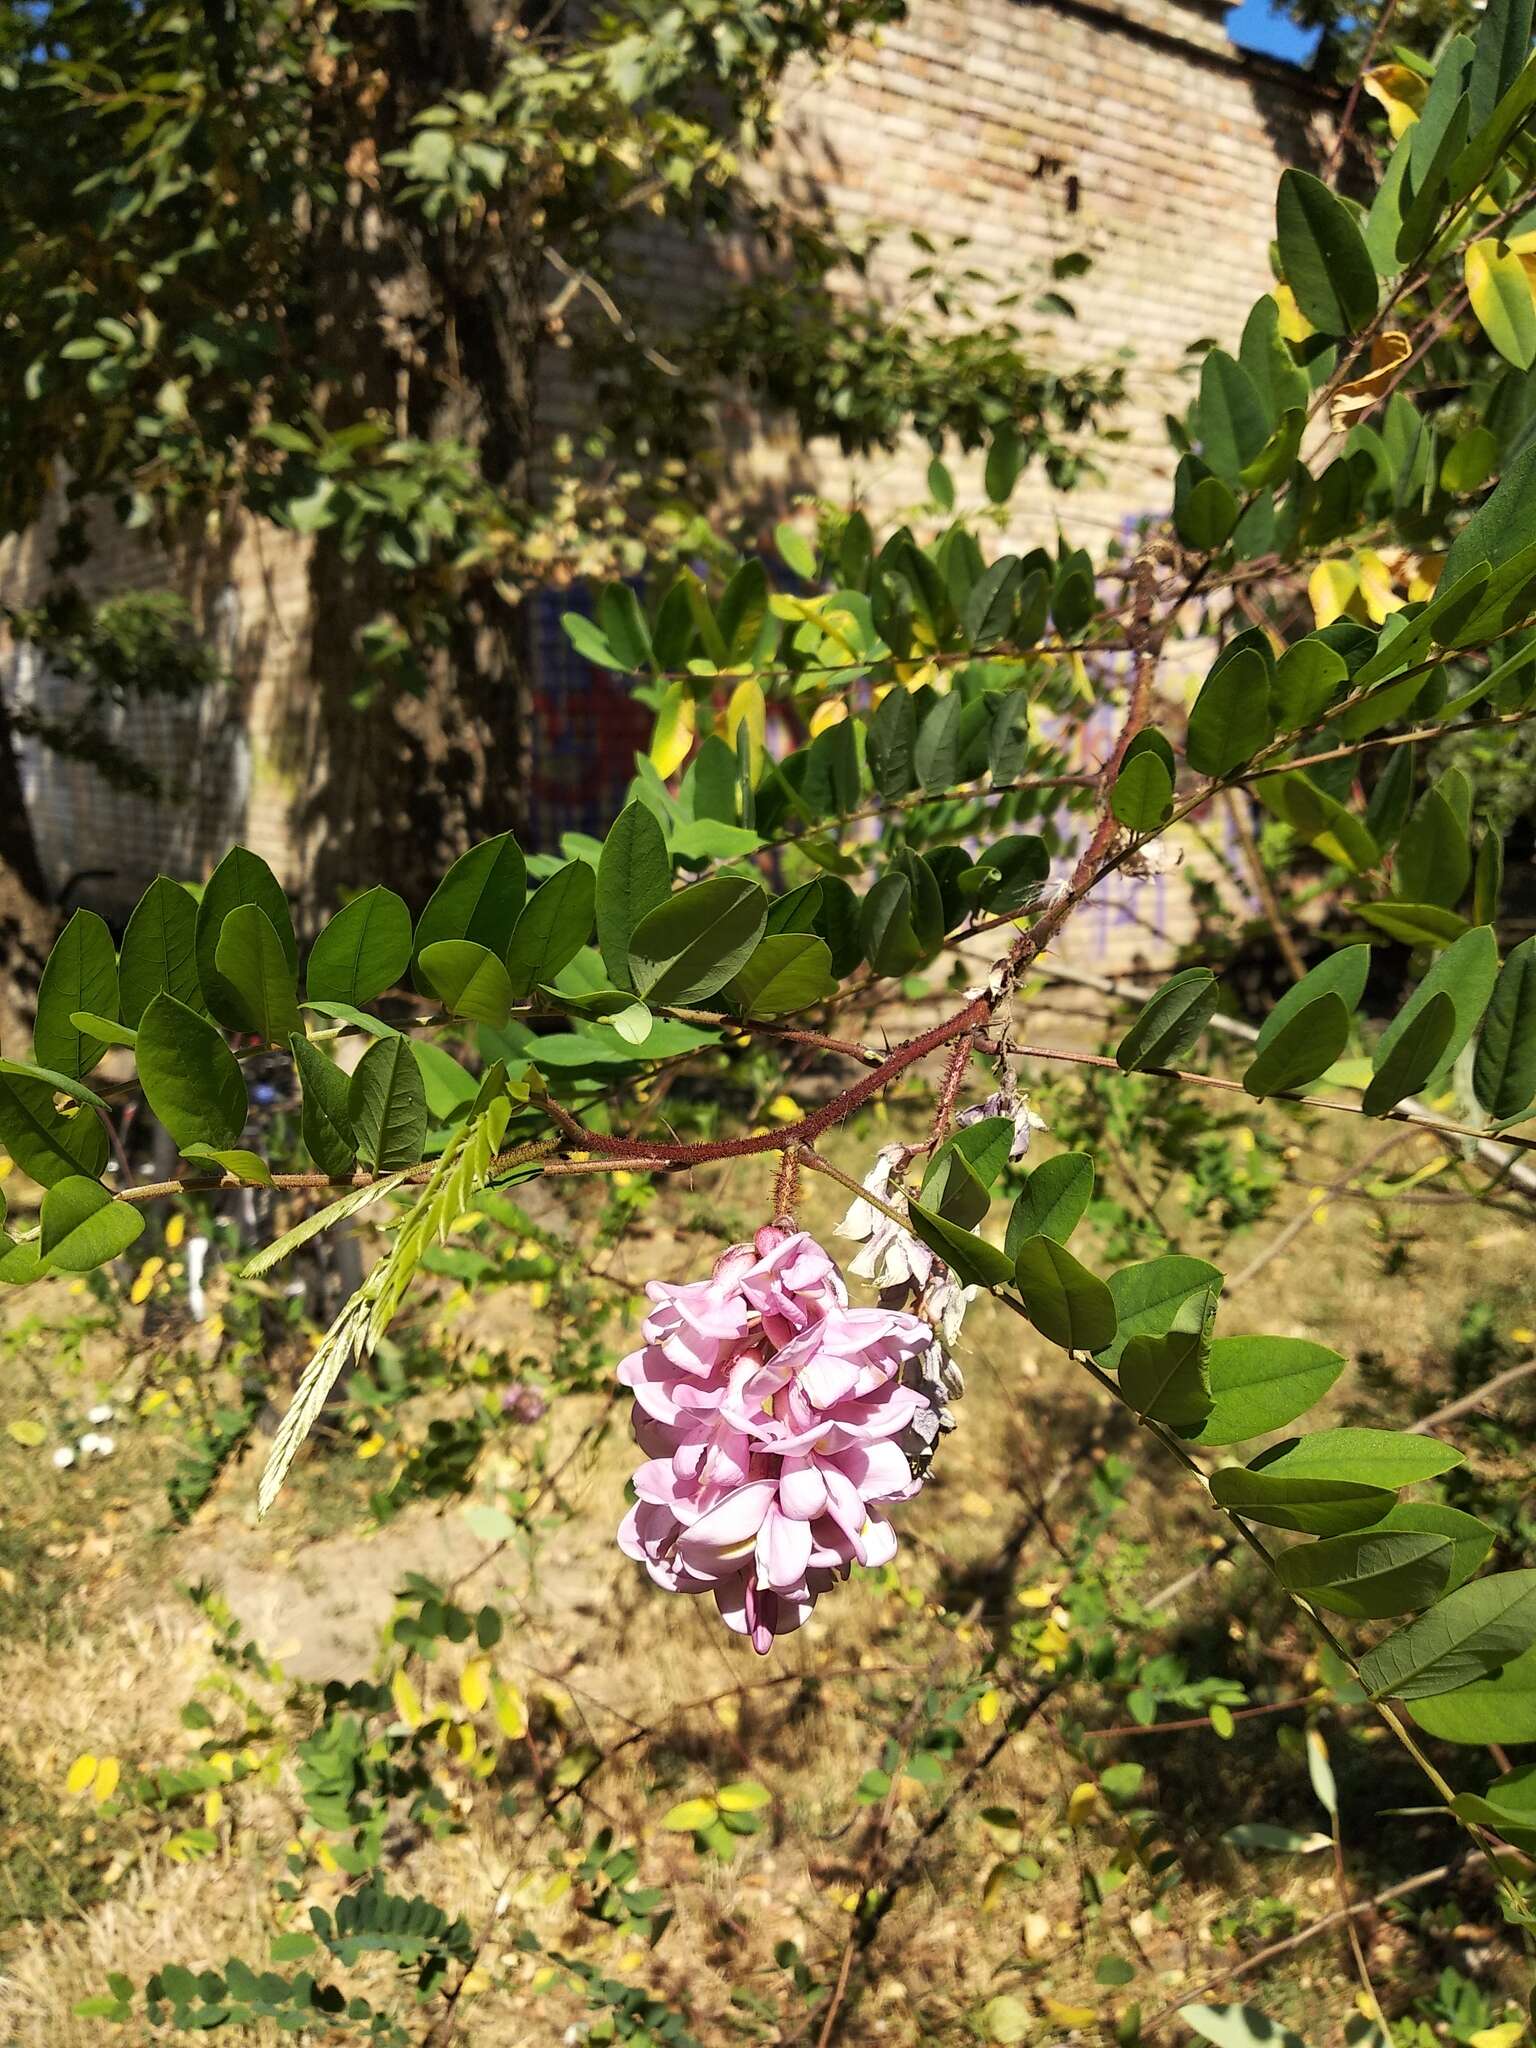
837;1439;915;1501
677;1479;776;1563
778;1459;829;1521
756;1506;813;1592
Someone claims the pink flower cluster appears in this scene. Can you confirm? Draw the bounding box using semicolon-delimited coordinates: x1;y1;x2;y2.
617;1228;937;1653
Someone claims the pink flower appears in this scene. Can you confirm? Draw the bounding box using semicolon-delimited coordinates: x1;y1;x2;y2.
615;1227;942;1653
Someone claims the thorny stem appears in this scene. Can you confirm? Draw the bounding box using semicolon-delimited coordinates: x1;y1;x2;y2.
772;1143;803;1225
930;1031;976;1145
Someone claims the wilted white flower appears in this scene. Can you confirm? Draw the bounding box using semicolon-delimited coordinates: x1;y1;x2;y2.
1123;839;1184;879
838;1147;937;1293
79;1432;115;1459
52;1445;76;1470
926;1270;975;1352
87;1403;115;1424
836;1146;905;1244
956;1085;1047;1161
851;1217;933;1293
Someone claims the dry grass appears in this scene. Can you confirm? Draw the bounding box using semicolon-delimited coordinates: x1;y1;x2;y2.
1;1100;1533;2046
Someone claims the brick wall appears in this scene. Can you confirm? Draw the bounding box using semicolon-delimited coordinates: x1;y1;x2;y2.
0;0;1331;920
739;0;1332;540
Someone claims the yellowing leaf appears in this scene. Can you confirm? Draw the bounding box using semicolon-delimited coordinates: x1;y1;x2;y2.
1362;63;1427;138
767;1094;800;1123
491;1676;527;1739
717;1778;772;1813
1066;1782;1102;1828
1356;548;1406;624
66;1753;98;1796
1329;330;1412;429
203;1787;223;1826
390;1668;424;1729
662;1796;718;1832
725;677;766;782
1468;2024;1525;2048
1273;284;1313;344
977;1688;1001;1726
164;1212;185;1249
459;1659;490;1713
7;1419;46;1448
1043;2000;1099;2028
1466;238;1536;372
649;682;696;779
129;1255;164;1305
92;1756;121;1804
1308;559;1358;627
807;698;848;736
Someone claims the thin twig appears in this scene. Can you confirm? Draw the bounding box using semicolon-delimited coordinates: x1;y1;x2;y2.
1139;1859;1473;2036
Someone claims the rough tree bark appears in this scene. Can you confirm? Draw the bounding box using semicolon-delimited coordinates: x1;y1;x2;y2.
276;0;543;919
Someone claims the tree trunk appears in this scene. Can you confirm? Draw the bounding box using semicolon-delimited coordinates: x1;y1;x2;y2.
260;0;545;923
0;691;58;1052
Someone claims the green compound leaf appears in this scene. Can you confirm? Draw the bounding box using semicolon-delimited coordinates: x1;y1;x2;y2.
1277;168;1379;336
1004;1152;1094;1258
1274;1529;1453;1618
195;846;297;1031
596;802;672;991
1119;1328;1212;1431
629;877;768;1007
412;834;527;990
137;994;249;1152
1357;903;1470;949
1246;1426;1463;1489
348;1035;428;1172
1208;1465;1396;1536
1363;990;1456;1116
1012;1234;1118;1352
505;860;596;1000
290;1035;358;1180
1473;934;1536;1121
1111;748;1174;832
1253;770;1379;873
417;941;514;1028
214;904;303;1045
1116;968;1219;1073
906;1200;1013;1290
1360;1568;1536;1700
119;876;201;1027
0;1072;108;1188
1371;1503;1495;1592
725;934;837;1018
1407;1641;1536;1744
1255;951;1370;1063
34;909;119;1080
1186;648;1273;777
1098;1255;1223;1371
184;1145;274;1186
920;1147;990;1230
39;1176;144;1274
1185;1336;1346;1446
306;887;413;1007
1242;993;1351;1098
